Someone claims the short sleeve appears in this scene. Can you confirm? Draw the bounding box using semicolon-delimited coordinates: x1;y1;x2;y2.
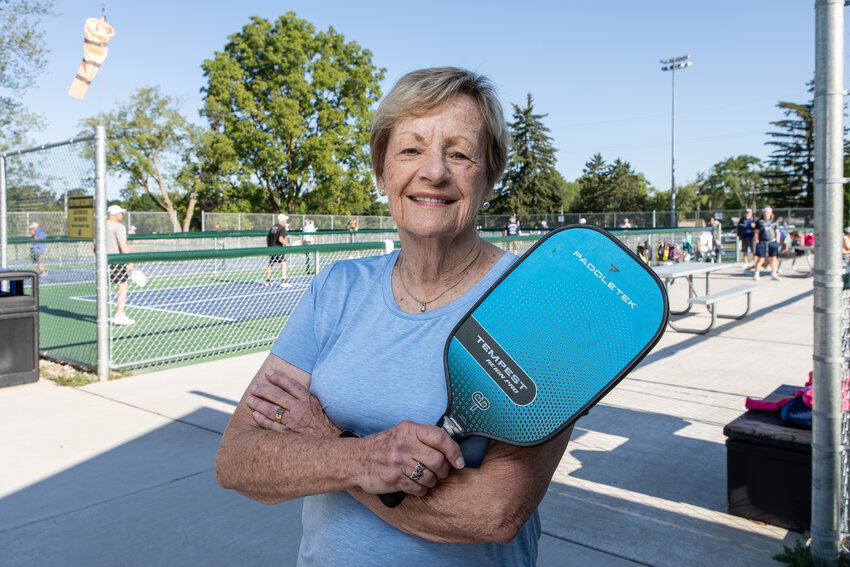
270;266;333;374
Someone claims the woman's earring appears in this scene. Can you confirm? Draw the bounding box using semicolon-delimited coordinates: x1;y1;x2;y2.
481;201;490;211
378;188;386;197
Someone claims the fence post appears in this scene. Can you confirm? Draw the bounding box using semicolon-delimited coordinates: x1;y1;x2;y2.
811;0;845;564
0;156;6;269
95;125;109;381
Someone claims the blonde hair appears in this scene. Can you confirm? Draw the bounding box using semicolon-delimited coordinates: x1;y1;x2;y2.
370;67;508;189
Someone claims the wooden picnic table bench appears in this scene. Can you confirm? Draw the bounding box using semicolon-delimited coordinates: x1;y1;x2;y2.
666;283;758;334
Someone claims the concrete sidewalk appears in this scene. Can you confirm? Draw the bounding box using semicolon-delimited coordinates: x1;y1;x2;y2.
0;265;814;566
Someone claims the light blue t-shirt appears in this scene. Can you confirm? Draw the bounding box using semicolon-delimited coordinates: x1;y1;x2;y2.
271;249;542;567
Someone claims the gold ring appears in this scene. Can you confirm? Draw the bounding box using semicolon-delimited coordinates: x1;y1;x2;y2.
275;407;284;423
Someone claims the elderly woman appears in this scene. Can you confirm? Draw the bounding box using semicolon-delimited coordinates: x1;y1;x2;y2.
215;67;573;565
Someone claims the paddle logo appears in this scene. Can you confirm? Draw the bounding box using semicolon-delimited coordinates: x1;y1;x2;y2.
573;250;637;309
470;391;491;411
454;316;537;406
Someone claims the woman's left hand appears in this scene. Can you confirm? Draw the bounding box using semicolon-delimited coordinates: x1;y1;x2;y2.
247;368;340;438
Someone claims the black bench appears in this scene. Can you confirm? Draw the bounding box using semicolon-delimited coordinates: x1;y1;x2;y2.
723;385;811;532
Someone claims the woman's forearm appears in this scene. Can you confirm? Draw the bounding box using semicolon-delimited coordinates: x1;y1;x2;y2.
347;427;572;544
216;425;363;504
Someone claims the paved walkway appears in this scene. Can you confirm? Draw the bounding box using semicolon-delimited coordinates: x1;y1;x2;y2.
0;265;814;566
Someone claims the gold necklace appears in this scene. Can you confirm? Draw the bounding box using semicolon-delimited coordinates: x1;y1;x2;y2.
397;243;483;312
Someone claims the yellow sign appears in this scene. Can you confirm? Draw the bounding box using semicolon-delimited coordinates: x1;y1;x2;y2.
68;196;94;240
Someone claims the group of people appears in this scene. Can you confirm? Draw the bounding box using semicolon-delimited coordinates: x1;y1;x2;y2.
736;206;817;280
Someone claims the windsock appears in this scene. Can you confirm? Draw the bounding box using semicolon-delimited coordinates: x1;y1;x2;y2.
68;17;115;100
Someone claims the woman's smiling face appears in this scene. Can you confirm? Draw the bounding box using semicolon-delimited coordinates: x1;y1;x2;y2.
381;95;491;241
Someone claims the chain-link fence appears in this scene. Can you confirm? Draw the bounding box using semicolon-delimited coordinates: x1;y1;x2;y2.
105;241;393;370
476;208;815;231
841;270;850;550
1;137;97;367
202;212;398;232
10;207;814;237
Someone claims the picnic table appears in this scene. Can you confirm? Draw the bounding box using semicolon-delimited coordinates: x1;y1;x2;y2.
652;262;724;315
779;244;814;277
653;262;757;334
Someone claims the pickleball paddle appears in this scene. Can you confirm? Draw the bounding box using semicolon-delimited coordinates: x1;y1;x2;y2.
378;225;668;507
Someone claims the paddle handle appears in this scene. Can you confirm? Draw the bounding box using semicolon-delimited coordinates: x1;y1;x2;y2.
377;416;462;508
378;491;406;508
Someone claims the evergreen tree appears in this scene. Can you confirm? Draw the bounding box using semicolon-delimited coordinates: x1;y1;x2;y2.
490;94;566;214
573;154;649;213
764;100;814;207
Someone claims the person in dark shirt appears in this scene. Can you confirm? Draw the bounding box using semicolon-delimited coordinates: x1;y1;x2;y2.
736;209;756;268
752;206;781;281
265;214;291;287
503;215;521;253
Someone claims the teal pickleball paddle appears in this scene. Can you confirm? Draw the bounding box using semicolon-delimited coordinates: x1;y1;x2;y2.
379;225;668;507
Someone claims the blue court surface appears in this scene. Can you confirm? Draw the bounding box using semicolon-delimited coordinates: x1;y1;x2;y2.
76;277;310;322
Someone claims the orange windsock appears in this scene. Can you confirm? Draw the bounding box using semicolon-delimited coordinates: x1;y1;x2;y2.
68;17;115;100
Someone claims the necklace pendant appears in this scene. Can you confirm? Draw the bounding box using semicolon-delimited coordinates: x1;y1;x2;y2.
419;304;426;312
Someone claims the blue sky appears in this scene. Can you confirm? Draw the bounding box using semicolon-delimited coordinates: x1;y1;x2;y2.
26;1;817;199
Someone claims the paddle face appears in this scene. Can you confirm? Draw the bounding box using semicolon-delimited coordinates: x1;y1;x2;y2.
442;225;668;446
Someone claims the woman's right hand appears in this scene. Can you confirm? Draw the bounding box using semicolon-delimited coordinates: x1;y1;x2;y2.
356;420;465;498
247;368;465;498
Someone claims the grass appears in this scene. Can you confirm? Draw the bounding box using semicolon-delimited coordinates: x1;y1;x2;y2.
773;540;850;567
44;372;98;388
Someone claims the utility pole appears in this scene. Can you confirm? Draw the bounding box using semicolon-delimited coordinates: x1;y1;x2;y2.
660;54;692;227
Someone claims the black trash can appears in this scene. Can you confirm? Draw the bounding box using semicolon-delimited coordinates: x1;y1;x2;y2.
0;270;39;387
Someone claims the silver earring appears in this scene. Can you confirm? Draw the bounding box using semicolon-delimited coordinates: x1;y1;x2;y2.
481;201;490;211
378;188;386;197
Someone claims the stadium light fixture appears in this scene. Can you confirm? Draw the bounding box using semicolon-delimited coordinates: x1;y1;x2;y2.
660;54;692;227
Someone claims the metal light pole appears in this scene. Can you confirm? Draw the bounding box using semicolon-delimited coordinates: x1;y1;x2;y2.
811;1;844;564
661;55;692;227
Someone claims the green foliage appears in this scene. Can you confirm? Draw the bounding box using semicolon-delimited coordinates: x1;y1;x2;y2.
772;540;849;567
0;0;53;150
701;155;764;210
200;13;385;215
81;87;200;231
647;181;703;213
573;154;650;213
765;100;814;207
773;540;812;567
492;93;567;214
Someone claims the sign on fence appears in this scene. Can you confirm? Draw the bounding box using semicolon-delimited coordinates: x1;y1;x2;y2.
68;195;94;240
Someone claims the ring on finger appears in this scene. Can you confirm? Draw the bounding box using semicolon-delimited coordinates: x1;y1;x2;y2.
274;407;284;423
409;461;425;482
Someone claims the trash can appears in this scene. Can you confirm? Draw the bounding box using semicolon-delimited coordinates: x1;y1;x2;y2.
0;270;39;387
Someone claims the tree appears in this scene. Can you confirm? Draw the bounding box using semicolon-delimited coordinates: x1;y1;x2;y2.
0;0;52;150
491;93;567;214
764;100;814;207
82;87;200;231
701;155;765;210
573;154;650;213
200;13;384;215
